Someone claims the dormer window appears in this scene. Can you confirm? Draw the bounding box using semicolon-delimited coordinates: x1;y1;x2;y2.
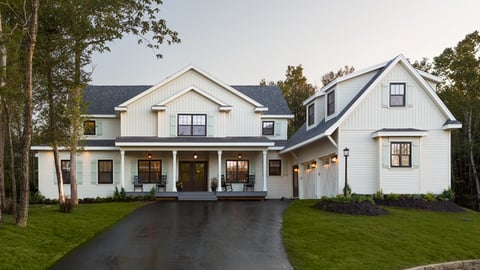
83;120;96;135
262;121;274;135
308;104;315;126
178;114;206;136
390;83;406;107
327;91;335;116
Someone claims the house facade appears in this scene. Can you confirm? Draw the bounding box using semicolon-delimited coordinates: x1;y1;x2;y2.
33;66;294;199
281;54;462;199
33;55;462;200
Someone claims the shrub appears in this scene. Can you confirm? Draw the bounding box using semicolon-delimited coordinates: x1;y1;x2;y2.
438;188;455;201
386;193;400;200
423;193;436;202
30;191;45;204
374;190;384;200
113;186;121;201
342;184;352;196
120;187;127;200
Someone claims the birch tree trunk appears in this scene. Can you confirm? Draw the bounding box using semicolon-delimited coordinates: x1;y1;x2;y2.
465;109;480;210
0;10;6;223
16;0;39;227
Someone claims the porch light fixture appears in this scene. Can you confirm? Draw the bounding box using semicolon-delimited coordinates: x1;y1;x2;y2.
311;161;317;168
331;155;338;163
238;153;242;159
148;152;152;159
293;167;299;172
193;153;198;159
343;147;350;197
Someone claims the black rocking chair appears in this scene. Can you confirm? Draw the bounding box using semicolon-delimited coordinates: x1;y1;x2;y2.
221;175;233;192
134;175;143;192
156;175;167;192
243;175;255;192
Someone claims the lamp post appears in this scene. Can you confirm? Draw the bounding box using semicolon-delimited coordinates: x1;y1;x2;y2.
343;147;350;197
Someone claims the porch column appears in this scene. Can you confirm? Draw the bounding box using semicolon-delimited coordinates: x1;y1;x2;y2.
217;150;222;192
120;150;125;188
172;150;177;192
262;150;268;192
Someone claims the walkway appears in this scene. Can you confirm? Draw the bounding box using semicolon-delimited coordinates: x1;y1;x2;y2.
50;200;292;270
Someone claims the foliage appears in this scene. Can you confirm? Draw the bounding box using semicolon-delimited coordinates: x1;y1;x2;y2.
0;202;145;269
434;30;480;210
439;188;455;201
386;193;401;200
374;190;384;200
410;57;434;73
282;200;480;270
342;184;352;196
30;191;45;204
277;65;316;136
176;181;183;191
423;193;437;202
211;178;218;191
325;194;374;204
321;65;355;86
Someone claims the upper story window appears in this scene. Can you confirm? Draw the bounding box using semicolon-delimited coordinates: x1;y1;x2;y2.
327;91;335;116
390;83;406;107
308;104;315;126
262;121;274;135
178;114;206;136
83;120;96;135
391;142;411;167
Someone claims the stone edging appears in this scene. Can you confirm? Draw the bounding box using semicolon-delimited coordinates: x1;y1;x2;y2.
404;259;480;270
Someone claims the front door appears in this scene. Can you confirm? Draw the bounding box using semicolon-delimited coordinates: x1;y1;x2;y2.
179;161;208;191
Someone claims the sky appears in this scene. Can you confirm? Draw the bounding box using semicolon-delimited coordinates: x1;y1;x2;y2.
90;0;480;88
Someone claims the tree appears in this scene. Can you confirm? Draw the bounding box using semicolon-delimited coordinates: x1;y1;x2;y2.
278;65;316;136
411;57;434;73
434;30;480;210
0;10;5;223
321;65;355;86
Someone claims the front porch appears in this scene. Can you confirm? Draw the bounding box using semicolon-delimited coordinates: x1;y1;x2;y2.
126;191;267;201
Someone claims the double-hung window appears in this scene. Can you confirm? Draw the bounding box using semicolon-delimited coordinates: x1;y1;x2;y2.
327;91;335;116
391;142;411;167
61;160;71;184
308;104;315;126
178;114;206;136
262;121;274;135
98;160;113;184
83;120;96;135
269;160;281;176
138;160;162;183
390;83;406;107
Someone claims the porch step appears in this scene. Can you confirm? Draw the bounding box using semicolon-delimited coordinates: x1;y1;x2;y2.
177;192;218;201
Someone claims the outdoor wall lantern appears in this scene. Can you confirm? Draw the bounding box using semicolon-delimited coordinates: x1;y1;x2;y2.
331;155;338;163
148;152;152;159
311;161;317;168
343;147;350;197
238;153;243;159
193;153;198;159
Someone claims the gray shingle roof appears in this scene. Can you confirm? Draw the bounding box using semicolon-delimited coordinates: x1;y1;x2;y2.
232;85;291;115
84;85;151;114
84;85;291;116
283;60;391;152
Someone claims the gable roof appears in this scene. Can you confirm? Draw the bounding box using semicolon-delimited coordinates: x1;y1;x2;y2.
281;54;460;154
232;85;292;116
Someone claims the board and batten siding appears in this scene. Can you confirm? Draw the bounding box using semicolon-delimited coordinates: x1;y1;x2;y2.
83;118;120;139
335;70;378;117
121;69;262;137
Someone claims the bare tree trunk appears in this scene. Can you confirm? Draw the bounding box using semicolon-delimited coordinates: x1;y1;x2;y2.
0;9;6;223
17;0;39;227
465;109;480;210
4;102;17;218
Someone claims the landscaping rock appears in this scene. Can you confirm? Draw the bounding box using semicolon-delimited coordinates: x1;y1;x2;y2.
375;198;466;213
313;200;388;216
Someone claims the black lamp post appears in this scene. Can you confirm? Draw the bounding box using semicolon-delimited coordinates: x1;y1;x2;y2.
343;147;350;197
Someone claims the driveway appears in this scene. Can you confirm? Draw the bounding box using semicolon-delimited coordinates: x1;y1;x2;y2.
50;200;293;270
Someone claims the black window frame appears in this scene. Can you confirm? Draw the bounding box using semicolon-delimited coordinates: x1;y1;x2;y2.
83;120;96;135
98;160;113;184
225;160;249;183
177;114;207;136
262;121;274;135
138;160;162;183
327;91;335;116
269;160;282;176
307;103;315;126
389;83;406;107
61;160;71;184
391;142;411;168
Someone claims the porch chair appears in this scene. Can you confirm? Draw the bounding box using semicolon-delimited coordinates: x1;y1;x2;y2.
156;175;167;192
221;175;233;192
134;175;143;192
243;174;255;192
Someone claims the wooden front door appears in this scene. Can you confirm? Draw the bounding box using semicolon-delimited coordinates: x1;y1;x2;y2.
179;161;208;191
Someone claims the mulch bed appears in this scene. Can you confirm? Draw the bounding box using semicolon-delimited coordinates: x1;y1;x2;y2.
313;198;466;216
374;198;466;213
313;200;388;216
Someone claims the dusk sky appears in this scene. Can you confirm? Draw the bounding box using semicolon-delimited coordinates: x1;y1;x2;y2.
90;0;480;88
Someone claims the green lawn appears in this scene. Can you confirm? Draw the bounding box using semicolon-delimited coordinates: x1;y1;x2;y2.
282;200;480;270
0;202;146;270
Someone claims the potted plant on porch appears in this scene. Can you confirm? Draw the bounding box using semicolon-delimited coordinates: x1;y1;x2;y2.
211;178;218;192
176;181;183;191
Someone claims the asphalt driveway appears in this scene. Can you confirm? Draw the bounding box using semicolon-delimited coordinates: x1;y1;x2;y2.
50;200;292;270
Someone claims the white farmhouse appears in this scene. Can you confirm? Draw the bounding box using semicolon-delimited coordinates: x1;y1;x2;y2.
281;54;461;198
33;55;461;200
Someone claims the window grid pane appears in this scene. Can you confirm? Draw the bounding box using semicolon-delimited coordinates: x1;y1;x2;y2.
178;114;206;136
226;160;249;183
390;83;406;107
262;121;274;135
391;142;411;167
98;160;113;184
269;160;281;176
327;91;335;115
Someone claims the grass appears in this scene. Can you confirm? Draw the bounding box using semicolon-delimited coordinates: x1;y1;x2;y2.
282;200;480;270
0;202;146;270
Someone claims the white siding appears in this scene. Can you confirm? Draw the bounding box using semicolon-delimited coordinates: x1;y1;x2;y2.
420;130;451;193
266;152;292;199
83;118;120;139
